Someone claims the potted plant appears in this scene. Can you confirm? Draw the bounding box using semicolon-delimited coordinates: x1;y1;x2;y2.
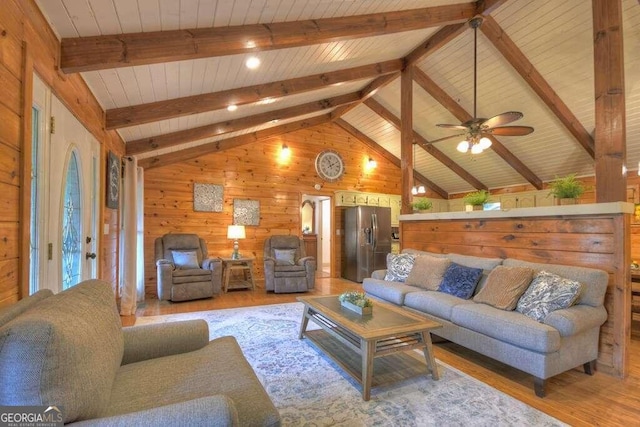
338;291;373;315
463;190;490;210
548;174;585;205
411;197;433;213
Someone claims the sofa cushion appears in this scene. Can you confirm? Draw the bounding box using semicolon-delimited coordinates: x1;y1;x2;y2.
404;290;474;321
451;303;561;353
363;278;418;305
105;336;280;427
384;253;416;282
274;248;297;265
446;253;504;271
405;255;451;290
503;258;607;307
473;266;535;310
438;262;483;299
0;281;124;423
516;271;582;322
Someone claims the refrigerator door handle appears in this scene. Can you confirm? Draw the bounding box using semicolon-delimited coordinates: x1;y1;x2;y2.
371;213;378;249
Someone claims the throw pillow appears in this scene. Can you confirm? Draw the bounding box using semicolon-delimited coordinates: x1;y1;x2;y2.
171;250;200;269
437;262;483;299
384;253;416;282
405;255;451;290
515;270;583;322
473;266;535;310
274;249;297;265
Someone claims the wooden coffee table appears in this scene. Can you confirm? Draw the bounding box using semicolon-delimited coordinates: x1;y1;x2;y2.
297;295;442;401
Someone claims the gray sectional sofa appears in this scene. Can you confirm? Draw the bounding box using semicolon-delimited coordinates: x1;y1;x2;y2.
0;280;281;426
363;249;609;397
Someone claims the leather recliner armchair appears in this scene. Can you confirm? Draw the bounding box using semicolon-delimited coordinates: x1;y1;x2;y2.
263;235;316;293
155;233;222;301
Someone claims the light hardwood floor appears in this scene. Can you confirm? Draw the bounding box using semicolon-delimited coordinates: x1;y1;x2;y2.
123;277;640;427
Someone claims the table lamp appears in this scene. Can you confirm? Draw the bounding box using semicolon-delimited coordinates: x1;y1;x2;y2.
227;225;246;259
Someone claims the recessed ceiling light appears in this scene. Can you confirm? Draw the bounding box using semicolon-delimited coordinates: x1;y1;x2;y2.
227;104;238;112
258;97;276;105
245;56;260;69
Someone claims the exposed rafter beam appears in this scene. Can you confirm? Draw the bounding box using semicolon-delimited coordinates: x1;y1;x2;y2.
126;92;360;156
413;68;543;189
60;3;476;73
363;98;488;191
138;114;331;170
475;0;511;16
107;59;403;129
335;119;448;199
480;15;595;158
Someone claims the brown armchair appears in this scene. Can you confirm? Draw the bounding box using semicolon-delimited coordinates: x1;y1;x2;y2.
263;236;316;293
155;233;222;301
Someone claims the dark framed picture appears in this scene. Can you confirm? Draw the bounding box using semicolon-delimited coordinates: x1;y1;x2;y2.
106;151;120;209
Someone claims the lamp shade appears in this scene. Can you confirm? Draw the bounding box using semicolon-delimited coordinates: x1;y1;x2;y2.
227;225;246;240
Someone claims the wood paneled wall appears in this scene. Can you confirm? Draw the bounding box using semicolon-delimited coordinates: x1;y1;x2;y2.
401;212;630;378
0;0;125;307
143;122;413;297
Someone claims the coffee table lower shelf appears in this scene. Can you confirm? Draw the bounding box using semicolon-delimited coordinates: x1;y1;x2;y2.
303;328;436;392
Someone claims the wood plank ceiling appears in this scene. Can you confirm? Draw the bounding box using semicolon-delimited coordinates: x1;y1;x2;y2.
36;0;640;197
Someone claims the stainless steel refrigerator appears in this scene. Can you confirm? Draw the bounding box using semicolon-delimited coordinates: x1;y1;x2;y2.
342;206;392;282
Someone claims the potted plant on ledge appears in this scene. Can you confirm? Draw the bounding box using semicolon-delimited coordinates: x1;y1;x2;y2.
338;291;373;315
411;197;433;213
548;174;585;205
463;189;490;211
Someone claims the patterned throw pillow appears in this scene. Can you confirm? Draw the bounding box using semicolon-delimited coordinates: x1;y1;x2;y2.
405;255;451;290
437;262;483;299
473;266;535;310
515;270;583;322
171;250;199;269
384;253;416;282
274;249;297;265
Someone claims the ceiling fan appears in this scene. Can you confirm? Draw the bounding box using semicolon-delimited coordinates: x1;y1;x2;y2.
433;17;534;154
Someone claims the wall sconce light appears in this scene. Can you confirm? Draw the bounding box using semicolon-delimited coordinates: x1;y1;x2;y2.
411;185;426;195
281;144;290;156
368;157;377;168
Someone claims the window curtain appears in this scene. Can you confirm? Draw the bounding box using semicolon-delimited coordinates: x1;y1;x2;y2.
120;157;144;315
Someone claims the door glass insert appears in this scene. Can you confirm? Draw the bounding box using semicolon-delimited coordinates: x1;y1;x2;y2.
62;151;82;289
29;106;41;295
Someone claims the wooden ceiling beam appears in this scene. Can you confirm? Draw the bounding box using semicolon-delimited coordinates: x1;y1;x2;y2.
60;3;476;73
480;15;595;159
126;92;360;156
413;67;543;189
138;114;331;170
335;118;448;199
363;98;488;191
106;59;403;129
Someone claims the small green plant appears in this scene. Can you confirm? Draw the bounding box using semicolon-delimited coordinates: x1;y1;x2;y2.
463;189;490;206
411;197;432;211
548;174;585;199
338;291;373;308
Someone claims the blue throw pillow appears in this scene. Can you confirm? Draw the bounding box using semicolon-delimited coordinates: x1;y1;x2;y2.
438;262;483;299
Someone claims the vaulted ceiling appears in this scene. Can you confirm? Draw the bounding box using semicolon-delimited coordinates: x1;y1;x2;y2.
36;0;640;198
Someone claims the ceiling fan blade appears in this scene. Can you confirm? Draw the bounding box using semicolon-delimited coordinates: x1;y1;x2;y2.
428;133;466;144
480;111;523;130
486;126;534;136
436;124;468;130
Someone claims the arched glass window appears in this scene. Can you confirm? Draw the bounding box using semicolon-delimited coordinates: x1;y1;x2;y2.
62;151;82;289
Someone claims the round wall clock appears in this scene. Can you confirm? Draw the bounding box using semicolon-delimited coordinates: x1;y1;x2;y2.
315;150;345;182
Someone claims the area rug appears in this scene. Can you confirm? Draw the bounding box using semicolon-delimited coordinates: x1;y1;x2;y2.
135;302;565;427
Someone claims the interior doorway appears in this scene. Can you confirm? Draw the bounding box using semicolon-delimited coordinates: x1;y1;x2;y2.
301;194;332;278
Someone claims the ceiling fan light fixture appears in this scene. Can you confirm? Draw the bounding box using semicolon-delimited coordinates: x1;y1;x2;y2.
479;137;492;149
471;143;484;154
457;140;470;153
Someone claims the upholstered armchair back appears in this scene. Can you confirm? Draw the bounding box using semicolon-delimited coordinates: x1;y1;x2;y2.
263;235;306;261
155;233;207;266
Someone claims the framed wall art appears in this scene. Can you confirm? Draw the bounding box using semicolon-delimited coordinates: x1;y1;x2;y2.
106;151;120;209
233;199;260;226
193;183;224;212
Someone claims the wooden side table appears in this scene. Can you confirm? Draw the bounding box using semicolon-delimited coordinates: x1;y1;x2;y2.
221;257;256;293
